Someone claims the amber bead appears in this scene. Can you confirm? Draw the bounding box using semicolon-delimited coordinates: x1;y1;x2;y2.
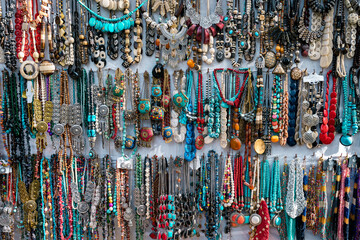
155;39;160;46
187;59;195;68
271;135;279;142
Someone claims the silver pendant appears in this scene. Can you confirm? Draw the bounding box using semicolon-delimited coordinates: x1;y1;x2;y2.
78;202;90;214
99;105;109;117
123;208;134;221
53;123;65;136
85;182;95;203
137;205;146;216
70;182;81;204
249;213;262;226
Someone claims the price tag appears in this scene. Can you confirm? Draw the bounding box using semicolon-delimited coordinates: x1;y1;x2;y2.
303;72;324;83
117;157;125;169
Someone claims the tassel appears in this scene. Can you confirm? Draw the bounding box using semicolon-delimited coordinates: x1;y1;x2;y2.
253;200;270;240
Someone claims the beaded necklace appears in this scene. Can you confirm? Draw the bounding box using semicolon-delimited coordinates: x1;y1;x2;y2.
326;160;342;239
320;70;337;144
184;70;196;162
278;159;288;239
318;158;328;239
306;163;318;232
195;71;205;149
338;159;350;238
269;157;283;227
222;155;235;207
271;75;282;143
231;153;245;225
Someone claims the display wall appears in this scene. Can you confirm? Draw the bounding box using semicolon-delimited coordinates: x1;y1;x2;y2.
0;0;358;239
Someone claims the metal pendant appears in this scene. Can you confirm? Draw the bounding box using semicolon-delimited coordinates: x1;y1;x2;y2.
249;213;262;226
78;202;90;214
123;208;135;221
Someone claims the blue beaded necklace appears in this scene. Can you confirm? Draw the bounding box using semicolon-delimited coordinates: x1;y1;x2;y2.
184;70;196;162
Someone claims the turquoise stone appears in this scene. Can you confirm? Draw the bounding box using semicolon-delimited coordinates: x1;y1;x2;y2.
114;24;119;33
129;18;135;27
254;31;259;37
89;17;96;27
124;20;130;29
224;17;229;21
103;23;109;32
229;30;233;35
109;23;115;33
241;41;245;46
275;217;281;226
95;20;103;30
340;135;352;146
118;21;125;31
167;231;173;238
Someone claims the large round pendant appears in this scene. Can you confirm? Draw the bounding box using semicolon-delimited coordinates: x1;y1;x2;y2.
264;51;276;69
230;137;241;150
254;139;266;154
249;213;262;226
20;61;39;80
290;67;303;80
195;135;204;150
340;134;353;146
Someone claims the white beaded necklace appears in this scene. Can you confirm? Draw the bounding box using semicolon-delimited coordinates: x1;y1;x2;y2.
320;9;334;68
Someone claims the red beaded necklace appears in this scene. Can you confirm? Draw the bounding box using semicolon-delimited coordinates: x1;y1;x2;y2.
319;70;337;144
213;68;249;107
233;153;244;210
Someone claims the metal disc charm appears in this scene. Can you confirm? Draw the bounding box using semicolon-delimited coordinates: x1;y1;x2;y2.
53;124;65;135
137;205;146;216
70;125;83;136
78;202;90;214
99;105;109;117
24;200;37;212
36;121;48;133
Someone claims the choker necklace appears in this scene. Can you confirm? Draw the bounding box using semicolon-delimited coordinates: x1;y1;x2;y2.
186;0;225;44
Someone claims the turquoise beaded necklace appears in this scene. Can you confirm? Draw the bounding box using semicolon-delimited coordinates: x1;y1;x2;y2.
340;76;353;146
260;158;270;204
269;157;283;227
207;74;221;139
77;0;147;33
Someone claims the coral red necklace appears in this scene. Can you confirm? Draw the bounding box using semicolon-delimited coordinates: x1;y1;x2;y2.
212;68;249;107
319;70;337;144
